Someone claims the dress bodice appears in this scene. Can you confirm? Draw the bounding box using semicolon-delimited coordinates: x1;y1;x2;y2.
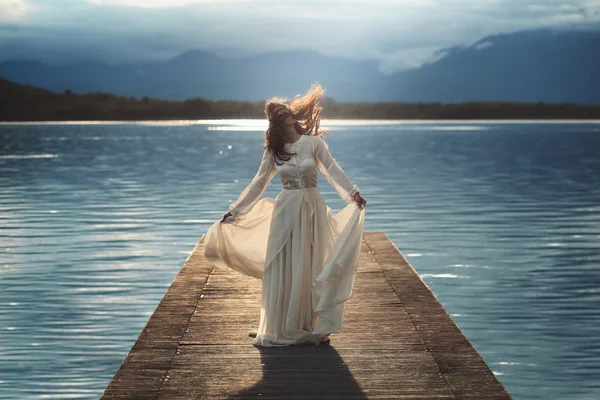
275;135;319;190
228;134;359;218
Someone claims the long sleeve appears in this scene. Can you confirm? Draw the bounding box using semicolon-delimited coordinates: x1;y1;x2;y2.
313;136;360;203
228;148;276;218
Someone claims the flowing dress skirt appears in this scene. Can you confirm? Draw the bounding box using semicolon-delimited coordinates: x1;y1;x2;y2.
205;187;365;347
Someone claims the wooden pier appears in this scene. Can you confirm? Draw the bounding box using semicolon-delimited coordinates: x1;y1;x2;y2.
100;231;512;399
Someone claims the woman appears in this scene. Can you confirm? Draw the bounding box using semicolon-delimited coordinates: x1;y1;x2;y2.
204;83;367;347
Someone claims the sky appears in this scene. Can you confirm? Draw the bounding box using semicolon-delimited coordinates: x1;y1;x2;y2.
0;0;599;72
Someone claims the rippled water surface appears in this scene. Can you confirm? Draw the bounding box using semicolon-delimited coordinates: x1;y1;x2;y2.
1;120;599;399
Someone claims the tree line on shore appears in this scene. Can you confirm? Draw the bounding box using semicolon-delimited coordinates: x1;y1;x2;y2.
2;77;600;121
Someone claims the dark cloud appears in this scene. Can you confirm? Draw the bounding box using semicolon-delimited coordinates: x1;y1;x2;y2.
1;0;599;71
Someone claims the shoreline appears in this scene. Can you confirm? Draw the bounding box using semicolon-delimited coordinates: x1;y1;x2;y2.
2;118;600;125
4;78;600;122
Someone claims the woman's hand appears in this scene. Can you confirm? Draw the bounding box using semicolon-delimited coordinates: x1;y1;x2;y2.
353;192;366;209
220;212;233;223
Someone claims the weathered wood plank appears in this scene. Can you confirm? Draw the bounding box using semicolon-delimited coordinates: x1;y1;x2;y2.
100;232;512;399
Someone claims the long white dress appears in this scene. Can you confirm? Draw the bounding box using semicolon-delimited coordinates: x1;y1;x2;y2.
204;134;365;347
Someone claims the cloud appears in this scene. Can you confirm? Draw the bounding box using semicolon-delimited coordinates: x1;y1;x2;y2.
472;40;494;50
0;0;29;22
1;0;599;71
87;0;218;8
379;46;447;73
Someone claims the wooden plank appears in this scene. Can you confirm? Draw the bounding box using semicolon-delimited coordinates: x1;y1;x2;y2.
100;232;512;399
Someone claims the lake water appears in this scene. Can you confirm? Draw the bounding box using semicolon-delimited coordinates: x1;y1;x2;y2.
1;120;599;399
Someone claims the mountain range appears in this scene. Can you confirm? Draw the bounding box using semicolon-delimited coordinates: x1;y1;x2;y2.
1;29;599;104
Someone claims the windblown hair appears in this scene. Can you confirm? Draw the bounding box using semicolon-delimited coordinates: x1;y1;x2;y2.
264;83;329;165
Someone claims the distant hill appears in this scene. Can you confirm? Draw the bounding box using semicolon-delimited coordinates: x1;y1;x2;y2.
0;77;262;121
391;29;600;104
1;29;599;104
0;50;385;103
2;77;600;121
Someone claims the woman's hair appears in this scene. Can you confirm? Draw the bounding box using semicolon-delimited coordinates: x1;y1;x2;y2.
264;82;329;165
